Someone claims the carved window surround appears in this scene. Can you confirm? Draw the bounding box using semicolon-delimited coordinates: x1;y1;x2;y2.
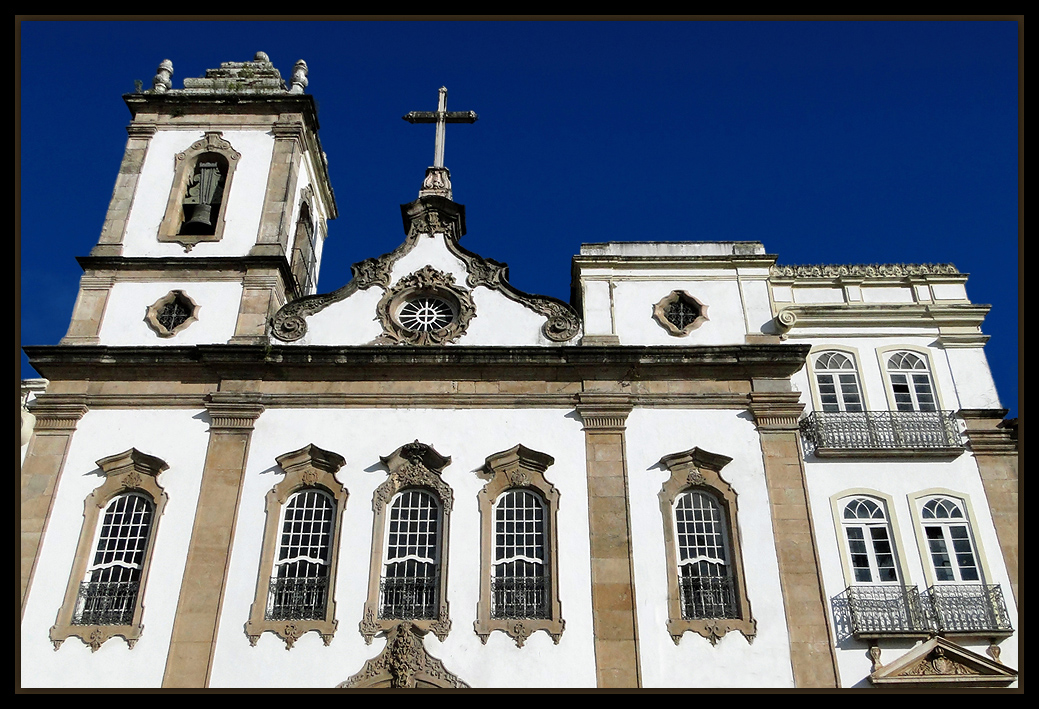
657;447;756;645
474;445;564;647
373;266;476;345
245;444;348;649
360;442;453;644
653;290;709;336
50;448;169;652
158;131;240;251
144;289;200;338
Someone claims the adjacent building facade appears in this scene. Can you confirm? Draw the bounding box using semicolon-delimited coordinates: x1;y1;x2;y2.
20;53;1018;689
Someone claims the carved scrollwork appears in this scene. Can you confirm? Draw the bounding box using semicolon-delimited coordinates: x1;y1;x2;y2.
340;622;469;689
770;263;960;279
372;266;476;346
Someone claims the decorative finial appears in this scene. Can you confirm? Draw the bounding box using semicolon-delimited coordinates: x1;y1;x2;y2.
289;60;308;94
152;59;173;93
254;51;270;63
403;87;478;200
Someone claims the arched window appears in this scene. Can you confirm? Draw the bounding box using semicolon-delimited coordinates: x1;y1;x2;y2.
361;442;453;644
76;493;154;625
841;497;899;584
814;351;864;413
50;449;169;651
492;489;549;620
658;447;755;645
380;489;442;620
886;351;937;412
267;489;336;621
245;444;348;649
920;497;980;583
290;198;318;298
475;445;563;647
674;490;737;620
158;131;240;249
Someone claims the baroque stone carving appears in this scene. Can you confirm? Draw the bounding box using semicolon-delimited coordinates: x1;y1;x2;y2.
770;263;960;279
144;290;200;338
653;290;709;337
339;622;469;689
372;266;476;346
361;442;454;644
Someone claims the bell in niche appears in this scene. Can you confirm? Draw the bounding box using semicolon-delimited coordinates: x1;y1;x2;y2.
180;160;223;235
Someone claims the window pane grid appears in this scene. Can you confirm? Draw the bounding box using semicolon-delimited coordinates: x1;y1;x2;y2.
492;491;549;619
380;490;441;619
267;489;335;621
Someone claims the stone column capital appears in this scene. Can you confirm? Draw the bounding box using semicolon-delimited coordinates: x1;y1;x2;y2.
204;393;264;431
747;392;804;431
576;393;633;431
26;396;89;432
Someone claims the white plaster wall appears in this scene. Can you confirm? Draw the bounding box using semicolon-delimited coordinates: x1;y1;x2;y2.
97;280;243;345
793;287;845;304
803;456;1019;688
611;278;752;346
739;274;777;335
123;129;275;258
860;286;916;304
209;407;598;688
943;347;1003;409
21;409;210;688
580;279;614;336
625;408;795;688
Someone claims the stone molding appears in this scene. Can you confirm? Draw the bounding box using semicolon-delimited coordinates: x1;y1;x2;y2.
26;397;89;431
144;289;201;338
245;444;348;649
959;408;1018;454
474;445;564;647
49;448;169;652
361;442;453;644
339;622;469;689
204;393;264;431
770;263;960;279
869;636;1017;687
158;131;241;251
747;392;804;430
774;303;990;333
656;447;757;645
270;196;581;343
576;393;633;431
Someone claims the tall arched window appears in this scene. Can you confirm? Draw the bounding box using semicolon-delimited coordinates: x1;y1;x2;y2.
50;449;169;652
841;497;899;584
76;493;154;625
921;497;980;582
886;351;937;412
492;489;549;620
246;444;348;649
674;490;736;620
380;489;442;620
361;442;453;644
268;488;336;621
814;351;864;412
658;447;755;645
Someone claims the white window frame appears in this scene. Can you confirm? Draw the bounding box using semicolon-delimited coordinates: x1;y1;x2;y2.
379;489;443;620
830;490;911;590
908;489;992;589
880;348;940;412
811;350;866;413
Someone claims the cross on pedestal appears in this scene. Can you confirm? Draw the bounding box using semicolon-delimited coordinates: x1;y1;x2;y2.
403;87;478;200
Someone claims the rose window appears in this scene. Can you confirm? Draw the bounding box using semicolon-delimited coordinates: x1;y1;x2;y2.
398;296;455;332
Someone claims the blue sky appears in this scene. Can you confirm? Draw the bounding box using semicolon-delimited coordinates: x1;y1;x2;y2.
18;19;1019;418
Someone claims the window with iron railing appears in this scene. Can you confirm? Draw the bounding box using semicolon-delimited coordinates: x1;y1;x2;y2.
492;490;550;620
266;489;335;621
380;489;442;620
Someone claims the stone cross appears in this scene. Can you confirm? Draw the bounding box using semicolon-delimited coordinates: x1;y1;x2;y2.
403;87;478;199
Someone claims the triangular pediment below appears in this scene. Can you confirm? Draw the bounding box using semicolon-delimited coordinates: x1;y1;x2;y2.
870;636;1017;687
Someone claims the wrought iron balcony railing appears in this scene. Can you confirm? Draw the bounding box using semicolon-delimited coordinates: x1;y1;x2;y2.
379;576;438;620
800;411;962;456
679;573;739;620
492;575;550;619
266;576;330;621
832;584;1013;641
73;580;139;625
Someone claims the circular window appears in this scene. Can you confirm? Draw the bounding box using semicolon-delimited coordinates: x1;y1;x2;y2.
397;295;455;332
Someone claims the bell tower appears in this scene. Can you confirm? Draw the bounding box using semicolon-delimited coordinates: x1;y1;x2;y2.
62;51;337;346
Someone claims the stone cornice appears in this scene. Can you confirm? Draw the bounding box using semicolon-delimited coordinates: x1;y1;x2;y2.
24;344;812;384
75;255;294;281
576;393;633;430
204;393;264;430
775;304;990;332
770;263;961;279
958;408;1018;454
25;396;89;431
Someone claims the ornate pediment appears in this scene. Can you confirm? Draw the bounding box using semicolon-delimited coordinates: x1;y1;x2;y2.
338;622;469;689
870;636;1017;687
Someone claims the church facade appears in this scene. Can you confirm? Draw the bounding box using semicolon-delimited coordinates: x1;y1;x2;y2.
20;53;1018;689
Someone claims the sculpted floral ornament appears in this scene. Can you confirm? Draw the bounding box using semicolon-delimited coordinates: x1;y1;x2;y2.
372;266;476;346
770;263;960;278
339;622;469;689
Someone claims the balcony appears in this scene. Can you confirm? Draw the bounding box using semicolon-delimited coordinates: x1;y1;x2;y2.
832;584;1013;641
379;576;439;620
265;575;329;621
74;580;139;626
800;411;962;458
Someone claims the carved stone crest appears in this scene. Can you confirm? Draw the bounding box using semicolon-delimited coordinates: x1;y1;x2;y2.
339;622;469;689
372;266;476;346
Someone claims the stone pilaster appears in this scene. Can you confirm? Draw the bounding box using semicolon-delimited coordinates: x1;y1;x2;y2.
576;393;641;688
959;408;1019;604
748;392;839;688
60;275;115;345
20;396;89;610
229;271;286;344
249;116;303;257
90;123;157;257
162;393;263;688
